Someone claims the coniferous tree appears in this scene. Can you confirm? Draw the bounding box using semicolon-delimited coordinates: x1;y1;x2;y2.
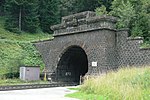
60;0;77;17
13;0;26;32
60;0;100;17
4;0;39;33
5;0;20;33
23;0;39;33
77;0;100;12
39;0;60;33
0;0;5;16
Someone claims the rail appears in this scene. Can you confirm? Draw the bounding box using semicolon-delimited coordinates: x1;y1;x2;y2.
0;83;78;91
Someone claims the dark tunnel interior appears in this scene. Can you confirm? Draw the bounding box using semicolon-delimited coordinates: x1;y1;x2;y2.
56;46;88;84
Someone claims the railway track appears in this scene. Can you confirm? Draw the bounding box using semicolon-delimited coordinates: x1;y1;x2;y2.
0;83;78;91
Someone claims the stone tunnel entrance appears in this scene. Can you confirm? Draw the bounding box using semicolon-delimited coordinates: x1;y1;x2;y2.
35;11;150;86
56;46;88;84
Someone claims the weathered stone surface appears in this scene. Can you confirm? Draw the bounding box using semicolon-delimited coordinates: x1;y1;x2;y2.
34;11;150;83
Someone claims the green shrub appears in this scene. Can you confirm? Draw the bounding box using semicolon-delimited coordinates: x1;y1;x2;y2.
0;40;45;79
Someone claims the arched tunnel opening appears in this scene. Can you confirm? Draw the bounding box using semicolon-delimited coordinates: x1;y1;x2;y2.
56;46;88;84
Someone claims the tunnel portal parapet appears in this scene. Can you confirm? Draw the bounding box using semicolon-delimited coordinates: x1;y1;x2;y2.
51;11;117;37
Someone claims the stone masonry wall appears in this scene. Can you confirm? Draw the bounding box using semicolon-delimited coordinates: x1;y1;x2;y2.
117;29;150;67
34;11;150;80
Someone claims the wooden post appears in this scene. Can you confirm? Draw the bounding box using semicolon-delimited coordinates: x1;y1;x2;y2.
80;75;82;85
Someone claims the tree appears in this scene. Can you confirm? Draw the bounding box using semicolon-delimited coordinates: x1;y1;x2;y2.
0;0;5;16
77;0;100;12
130;0;150;41
59;0;77;17
110;0;150;42
5;0;20;33
60;0;100;17
110;0;136;28
98;0;113;12
95;0;149;43
23;0;39;33
39;0;60;33
4;0;39;33
13;0;26;32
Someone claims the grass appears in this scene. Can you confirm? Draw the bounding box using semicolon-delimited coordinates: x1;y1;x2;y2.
66;91;105;100
0;16;53;79
0;79;49;86
0;41;45;79
66;67;150;100
68;87;80;90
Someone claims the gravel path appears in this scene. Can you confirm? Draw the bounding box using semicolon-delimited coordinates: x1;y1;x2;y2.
0;86;78;100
